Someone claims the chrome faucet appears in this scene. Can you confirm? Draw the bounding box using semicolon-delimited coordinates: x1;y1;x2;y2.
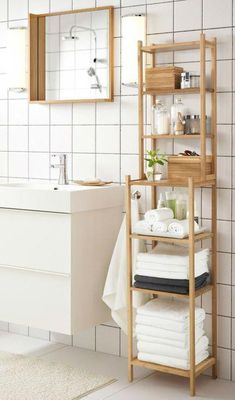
51;154;69;185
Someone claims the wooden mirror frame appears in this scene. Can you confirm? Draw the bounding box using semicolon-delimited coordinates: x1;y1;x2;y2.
29;6;114;104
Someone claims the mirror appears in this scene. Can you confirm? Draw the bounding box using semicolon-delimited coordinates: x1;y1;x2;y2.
29;6;113;103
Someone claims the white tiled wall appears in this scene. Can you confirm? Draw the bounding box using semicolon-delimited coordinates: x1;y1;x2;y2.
0;0;234;381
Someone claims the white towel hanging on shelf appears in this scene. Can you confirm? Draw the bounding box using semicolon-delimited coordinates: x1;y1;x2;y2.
102;198;151;335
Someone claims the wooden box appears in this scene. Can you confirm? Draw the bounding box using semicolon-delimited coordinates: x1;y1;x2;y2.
145;66;184;90
168;156;212;179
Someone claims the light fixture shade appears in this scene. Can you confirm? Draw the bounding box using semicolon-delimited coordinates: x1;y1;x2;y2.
121;14;146;87
7;28;27;91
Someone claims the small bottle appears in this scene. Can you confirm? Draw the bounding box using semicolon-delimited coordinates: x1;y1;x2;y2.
152;99;163;134
171;98;185;134
165;191;176;217
157;193;166;209
174;112;185;135
175;195;187;220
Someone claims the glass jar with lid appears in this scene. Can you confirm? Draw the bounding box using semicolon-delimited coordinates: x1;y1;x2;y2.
152;100;170;135
190;115;200;134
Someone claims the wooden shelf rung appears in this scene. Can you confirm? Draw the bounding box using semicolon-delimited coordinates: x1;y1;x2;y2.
130;231;213;243
130;284;213;299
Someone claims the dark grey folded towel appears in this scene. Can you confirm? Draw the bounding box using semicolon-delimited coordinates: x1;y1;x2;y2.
134;272;210;294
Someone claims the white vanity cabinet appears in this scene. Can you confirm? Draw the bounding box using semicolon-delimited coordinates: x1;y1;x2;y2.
0;184;123;334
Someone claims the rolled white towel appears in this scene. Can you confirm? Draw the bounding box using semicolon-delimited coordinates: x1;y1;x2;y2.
151;218;176;233
145;208;174;230
168;219;199;236
133;220;153;235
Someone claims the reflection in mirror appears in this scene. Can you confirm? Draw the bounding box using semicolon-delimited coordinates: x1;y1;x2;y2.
29;7;113;103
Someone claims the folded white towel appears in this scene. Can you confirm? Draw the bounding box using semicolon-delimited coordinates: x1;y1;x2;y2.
168;219;199;236
151;218;176;233
145;208;174;229
136;260;208;273
136;322;204;342
138;350;209;370
137;243;210;266
135;261;209;279
137;335;208;360
137;327;204;349
137;298;206;323
136;314;205;333
133;220;154;236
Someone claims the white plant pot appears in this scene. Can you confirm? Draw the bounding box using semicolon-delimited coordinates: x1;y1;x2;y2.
146;170;162;181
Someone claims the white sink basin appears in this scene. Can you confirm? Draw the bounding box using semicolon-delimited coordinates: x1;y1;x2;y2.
0;182;124;213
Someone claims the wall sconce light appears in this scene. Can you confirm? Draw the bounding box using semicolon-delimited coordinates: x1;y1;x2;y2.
7;28;27;92
121;14;146;87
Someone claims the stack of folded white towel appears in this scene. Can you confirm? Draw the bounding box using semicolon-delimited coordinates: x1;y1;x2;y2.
136;298;209;370
134;207;200;237
134;243;210;294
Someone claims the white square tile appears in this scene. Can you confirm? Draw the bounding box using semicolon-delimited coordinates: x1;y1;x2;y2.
217;220;231;253
95;325;120;356
0;152;8;176
203;0;232;29
147;3;173;34
29;153;50;179
9;323;28;336
29;126;49;152
121;154;139;182
73;0;96;9
121;125;138;154
0;0;7;22
218;316;231;348
97;97;120;125
96;0;120;7
0;100;8;125
9;152;28;178
96;125;120;153
72;153;95;180
217;347;231;380
174;0;201;32
50;0;72;12
73;327;95;351
29;0;49;13
73;103;95;125
0;126;8;151
73;125;95;153
9;126;28;151
46;16;59;34
121;96;138;125
217;60;232;92
50;332;72;345
51;126;72;153
204;28;233;60
217;93;232;124
9;0;28;20
218;284;231;317
217;252;231;285
96;153;120;182
217;157;231;188
28;327;50;341
9;100;28;125
217;189;232;220
50;104;72;125
217;125;232;156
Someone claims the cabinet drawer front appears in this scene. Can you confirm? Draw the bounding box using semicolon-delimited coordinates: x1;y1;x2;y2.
0;209;71;274
0;267;71;334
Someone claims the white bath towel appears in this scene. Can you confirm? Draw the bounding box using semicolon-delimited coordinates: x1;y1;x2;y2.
136;322;204;342
133;220;154;236
168;219;199;236
151;218;176;233
135;261;209;280
136;314;205;333
102;199;151;335
137;328;204;349
137;335;208;359
137;298;206;323
137;243;210;266
145;208;174;229
138;350;209;370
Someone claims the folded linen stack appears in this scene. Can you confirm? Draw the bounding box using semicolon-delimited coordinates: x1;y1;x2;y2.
134;207;200;237
136;298;209;370
134;243;210;294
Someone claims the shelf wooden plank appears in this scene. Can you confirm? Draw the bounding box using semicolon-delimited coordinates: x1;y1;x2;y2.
131;231;213;243
141;40;215;54
131;284;213;299
131;356;215;378
143;134;212;139
143;88;214;96
129;177;216;187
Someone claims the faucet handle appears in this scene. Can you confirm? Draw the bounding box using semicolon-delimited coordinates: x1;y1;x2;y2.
51;153;67;167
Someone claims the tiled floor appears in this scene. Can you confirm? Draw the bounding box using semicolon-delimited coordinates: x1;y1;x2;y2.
0;330;235;400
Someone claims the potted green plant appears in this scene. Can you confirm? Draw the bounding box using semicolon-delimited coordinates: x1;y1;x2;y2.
145;149;168;181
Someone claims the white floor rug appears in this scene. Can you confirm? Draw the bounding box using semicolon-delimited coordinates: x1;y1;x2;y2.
0;351;116;400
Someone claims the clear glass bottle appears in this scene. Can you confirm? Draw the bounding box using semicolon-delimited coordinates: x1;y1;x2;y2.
165;191;176;217
152;100;170;135
175;196;187;220
171;97;185;134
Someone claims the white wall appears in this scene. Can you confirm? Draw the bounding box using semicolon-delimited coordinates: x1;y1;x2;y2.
0;0;234;381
